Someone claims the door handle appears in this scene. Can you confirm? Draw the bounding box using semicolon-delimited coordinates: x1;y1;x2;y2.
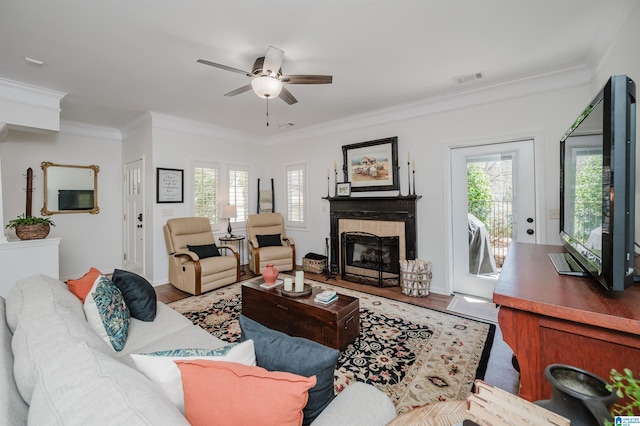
137;213;143;222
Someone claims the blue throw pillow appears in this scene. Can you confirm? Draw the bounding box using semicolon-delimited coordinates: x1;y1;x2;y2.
256;234;282;247
187;243;221;258
112;269;157;322
239;315;339;425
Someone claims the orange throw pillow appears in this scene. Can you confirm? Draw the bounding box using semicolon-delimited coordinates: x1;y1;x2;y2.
176;360;316;426
67;267;102;303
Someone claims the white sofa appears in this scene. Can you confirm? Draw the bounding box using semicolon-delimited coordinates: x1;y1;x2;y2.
0;274;397;425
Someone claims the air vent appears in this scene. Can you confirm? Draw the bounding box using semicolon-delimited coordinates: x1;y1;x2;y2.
454;72;485;84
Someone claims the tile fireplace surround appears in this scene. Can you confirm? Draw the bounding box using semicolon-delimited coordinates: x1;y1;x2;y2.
325;195;421;281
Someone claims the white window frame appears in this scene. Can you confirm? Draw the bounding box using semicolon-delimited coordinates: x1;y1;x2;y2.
227;163;250;229
190;160;223;232
285;162;308;229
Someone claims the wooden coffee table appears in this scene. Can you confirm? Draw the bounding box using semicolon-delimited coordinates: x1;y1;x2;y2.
241;278;360;350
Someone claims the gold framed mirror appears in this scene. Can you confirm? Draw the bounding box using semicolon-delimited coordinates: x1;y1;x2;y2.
41;162;100;215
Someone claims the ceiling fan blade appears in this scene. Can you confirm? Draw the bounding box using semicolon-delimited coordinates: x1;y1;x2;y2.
224;84;253;97
279;87;298;105
197;59;251;76
263;46;284;77
280;75;333;84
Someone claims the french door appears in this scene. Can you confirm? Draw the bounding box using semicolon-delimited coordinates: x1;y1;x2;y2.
450;140;536;299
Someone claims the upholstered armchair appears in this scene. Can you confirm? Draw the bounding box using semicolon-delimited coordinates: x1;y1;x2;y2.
163;217;240;295
246;212;295;274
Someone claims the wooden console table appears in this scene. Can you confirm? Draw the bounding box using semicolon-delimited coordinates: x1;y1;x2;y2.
493;242;640;402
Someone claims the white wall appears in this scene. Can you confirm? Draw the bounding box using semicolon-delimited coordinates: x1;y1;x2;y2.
0;128;122;280
263;85;593;294
150;124;266;284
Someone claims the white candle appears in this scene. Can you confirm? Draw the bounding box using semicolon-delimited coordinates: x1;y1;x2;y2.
408;151;410;163
295;271;304;292
284;277;293;291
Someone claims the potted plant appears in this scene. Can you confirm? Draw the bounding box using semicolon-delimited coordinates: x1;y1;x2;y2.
5;214;56;240
606;368;640;425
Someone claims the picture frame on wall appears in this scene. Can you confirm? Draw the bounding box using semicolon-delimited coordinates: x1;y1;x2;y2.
342;136;399;192
156;167;184;203
336;182;351;197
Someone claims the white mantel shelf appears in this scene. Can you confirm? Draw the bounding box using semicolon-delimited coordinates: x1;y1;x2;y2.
0;237;61;298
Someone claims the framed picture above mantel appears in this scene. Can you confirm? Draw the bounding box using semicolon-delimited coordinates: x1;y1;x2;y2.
342;136;399;192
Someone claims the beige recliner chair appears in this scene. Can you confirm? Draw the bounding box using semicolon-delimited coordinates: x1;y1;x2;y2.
246;212;295;274
164;217;240;295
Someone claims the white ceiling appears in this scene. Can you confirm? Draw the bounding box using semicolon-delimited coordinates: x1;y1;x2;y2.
1;0;638;139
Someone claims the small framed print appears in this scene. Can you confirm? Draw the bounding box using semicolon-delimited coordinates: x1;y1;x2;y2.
336;182;351;197
156;168;184;203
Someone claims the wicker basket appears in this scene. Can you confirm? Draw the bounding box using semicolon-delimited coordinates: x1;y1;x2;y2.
400;259;432;297
302;253;327;274
15;224;51;240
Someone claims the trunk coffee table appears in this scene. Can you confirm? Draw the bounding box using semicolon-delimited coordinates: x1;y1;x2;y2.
241;278;360;350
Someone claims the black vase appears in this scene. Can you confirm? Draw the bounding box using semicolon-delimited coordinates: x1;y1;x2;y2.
535;364;618;426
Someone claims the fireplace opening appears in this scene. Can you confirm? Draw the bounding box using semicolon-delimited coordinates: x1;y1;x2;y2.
341;231;400;287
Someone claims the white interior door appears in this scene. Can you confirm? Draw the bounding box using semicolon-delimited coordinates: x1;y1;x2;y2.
124;159;144;274
450;140;536;299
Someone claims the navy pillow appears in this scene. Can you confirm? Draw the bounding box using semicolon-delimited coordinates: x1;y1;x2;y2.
187;243;221;259
239;315;339;425
111;269;157;322
256;234;282;247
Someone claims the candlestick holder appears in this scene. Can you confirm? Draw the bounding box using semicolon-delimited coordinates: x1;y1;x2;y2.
407;161;411;196
327;176;330;198
412;170;416;195
334;170;338;197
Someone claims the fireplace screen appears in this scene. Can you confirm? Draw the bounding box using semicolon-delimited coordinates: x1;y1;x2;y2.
341;231;400;287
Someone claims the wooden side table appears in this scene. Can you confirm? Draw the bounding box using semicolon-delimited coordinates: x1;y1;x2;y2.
219;235;246;275
387;401;468;426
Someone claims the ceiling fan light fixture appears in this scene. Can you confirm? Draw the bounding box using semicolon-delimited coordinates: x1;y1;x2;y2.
251;76;283;99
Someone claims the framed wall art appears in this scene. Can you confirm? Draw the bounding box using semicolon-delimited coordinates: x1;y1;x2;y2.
336;182;351;197
342;136;399;192
156;167;184;203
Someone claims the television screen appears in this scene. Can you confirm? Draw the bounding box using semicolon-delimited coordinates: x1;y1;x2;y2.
58;189;94;210
558;75;636;292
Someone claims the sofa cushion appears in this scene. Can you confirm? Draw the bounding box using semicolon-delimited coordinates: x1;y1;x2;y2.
239;315;340;425
84;276;130;351
12;298;113;404
112;269;157;321
187;243;221;258
6;274;85;334
67;267;102;303
130;340;256;413
256;233;282;247
176;360;316;426
28;341;189;425
0;297;28;425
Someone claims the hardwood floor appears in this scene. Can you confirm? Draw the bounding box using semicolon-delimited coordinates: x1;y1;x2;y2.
156;268;520;396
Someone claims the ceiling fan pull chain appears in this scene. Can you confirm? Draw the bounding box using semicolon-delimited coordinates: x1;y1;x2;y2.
266;95;270;127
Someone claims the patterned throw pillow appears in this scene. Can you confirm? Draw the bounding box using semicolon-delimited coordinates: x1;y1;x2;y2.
130;340;256;413
84;276;130;351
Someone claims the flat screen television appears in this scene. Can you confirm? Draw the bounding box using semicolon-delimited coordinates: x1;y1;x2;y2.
58;189;94;210
556;74;636;292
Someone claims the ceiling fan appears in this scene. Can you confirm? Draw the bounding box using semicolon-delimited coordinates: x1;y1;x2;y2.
197;45;332;105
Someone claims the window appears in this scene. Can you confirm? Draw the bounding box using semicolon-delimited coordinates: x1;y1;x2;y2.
192;162;219;224
285;162;307;228
228;164;250;225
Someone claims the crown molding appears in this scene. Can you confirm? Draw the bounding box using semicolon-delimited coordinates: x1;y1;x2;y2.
147;112;262;144
263;64;593;145
0;77;66;111
60;120;121;141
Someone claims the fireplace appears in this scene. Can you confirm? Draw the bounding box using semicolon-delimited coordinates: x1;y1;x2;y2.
341;232;400;287
326;195;421;286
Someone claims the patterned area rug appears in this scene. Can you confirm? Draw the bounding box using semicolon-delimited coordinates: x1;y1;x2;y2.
168;275;495;414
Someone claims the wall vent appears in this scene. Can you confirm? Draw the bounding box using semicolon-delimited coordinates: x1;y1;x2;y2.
454;72;485;84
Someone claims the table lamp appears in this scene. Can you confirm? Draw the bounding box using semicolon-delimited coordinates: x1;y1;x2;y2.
220;205;237;237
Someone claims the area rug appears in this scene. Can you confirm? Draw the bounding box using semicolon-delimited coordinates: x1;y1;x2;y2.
447;294;500;323
168;275;495;414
